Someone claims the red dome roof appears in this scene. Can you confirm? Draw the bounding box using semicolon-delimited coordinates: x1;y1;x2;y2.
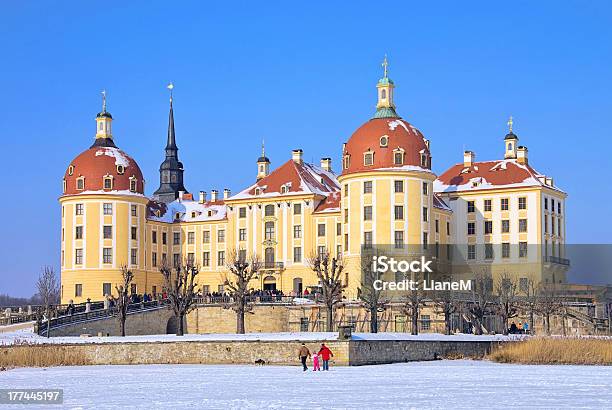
342;117;431;175
63;146;145;195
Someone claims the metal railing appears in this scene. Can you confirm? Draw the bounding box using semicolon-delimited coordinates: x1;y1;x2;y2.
262;262;284;270
546;255;570;266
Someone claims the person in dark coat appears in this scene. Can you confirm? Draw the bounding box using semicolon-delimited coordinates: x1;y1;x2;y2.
298;343;311;371
318;343;333;371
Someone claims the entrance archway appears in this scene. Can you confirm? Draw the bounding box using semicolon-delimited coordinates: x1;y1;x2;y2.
263;275;277;291
293;277;303;295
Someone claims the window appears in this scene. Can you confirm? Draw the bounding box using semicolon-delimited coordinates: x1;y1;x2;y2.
518;197;527;210
558;202;562;214
202;252;210;267
336;223;341;236
131;227;137;240
344;184;349;196
75;226;83;239
484;199;492;212
203;231;210;243
501;198;509;211
381;89;387;99
485;243;494;259
130;179;137;192
239;207;247;218
467;244;476;260
103;225;112;239
265;248;275;263
75;284;82;297
394;152;403;165
558;219;562;237
421;315;431;331
318;223;326;237
68;165;74;175
265;222;275;240
102;283;111;297
344;210;348;223
317;246;327;257
519;242;528;258
364;231;373;248
103;177;112;190
364;152;374;166
467;201;475;213
294;225;302;239
380;135;388;147
238;249;246;262
116;165;124;174
218;230;225;243
502;243;510;258
364;206;373;221
131;205;137;217
239;228;247;241
76;178;84;190
152;252;157;267
264;204;275;216
173;253;180;268
75;203;84;215
422;207;428;222
294;203;302;215
422;182;428;195
551;199;555;212
75;249;83;264
103;248;112;264
447;222;450;235
336;245;342;257
103;203;112;215
435;219;439;233
394;205;404;220
422;232;428;249
467;222;475;235
394;180;404;193
343;155;350;170
544;198;548;210
363;181;373;194
394;231;404;249
131;249;137;265
187;231;195;244
420;154;428;168
551;217;555;235
173;232;180;245
501;220;510;233
280;185;289;194
162;253;167;264
293;247;302;263
484;220;493;235
162;232;167;245
187;252;195;266
519;219;528;233
152;231;157;244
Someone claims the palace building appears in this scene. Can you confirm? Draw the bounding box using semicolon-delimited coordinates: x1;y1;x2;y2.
59;62;567;304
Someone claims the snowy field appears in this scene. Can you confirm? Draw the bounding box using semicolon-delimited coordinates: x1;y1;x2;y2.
1;361;611;409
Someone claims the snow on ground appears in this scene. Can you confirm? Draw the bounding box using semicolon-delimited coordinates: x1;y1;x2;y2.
0;326;522;345
1;361;610;409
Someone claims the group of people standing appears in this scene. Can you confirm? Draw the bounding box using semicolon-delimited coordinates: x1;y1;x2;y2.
509;321;530;334
298;343;333;372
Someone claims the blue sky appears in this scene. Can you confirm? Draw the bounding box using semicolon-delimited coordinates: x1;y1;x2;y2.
1;1;611;296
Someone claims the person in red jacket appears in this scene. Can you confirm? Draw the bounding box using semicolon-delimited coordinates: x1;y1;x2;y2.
318;343;333;371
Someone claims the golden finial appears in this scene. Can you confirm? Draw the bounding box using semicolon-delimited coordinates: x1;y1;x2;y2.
167;82;174;102
507;116;514;133
382;54;389;78
101;89;107;112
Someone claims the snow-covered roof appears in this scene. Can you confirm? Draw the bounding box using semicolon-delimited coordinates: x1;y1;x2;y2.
147;199;227;223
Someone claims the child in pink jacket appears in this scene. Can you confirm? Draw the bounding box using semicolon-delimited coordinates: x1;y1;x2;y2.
312;352;321;371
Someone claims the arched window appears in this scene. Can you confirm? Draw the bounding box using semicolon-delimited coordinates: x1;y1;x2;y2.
508;143;513;151
265;204;275;216
381;89;387;99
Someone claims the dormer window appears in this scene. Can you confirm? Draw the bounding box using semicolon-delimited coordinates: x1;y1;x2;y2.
380;135;389;147
68;165;74;176
76;177;85;191
175;212;181;220
129;176;137;192
62;179;66;193
207;210;213;217
191;211;197;218
103;176;113;190
281;185;288;194
116;165;125;175
393;149;404;165
420;153;428;168
343;155;351;170
364;151;374;166
255;187;262;195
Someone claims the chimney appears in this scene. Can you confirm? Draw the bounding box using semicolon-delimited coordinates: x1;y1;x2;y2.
292;149;303;164
223;188;231;200
463;151;475;168
517;146;528;165
211;190;218;202
199;191;207;204
178;190;185;201
320;157;332;172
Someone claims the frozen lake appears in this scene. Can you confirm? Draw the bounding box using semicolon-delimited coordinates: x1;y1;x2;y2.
1;360;610;409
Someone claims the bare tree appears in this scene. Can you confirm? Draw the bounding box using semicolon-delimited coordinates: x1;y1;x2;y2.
223;250;262;334
111;265;134;337
160;259;200;336
431;274;458;335
465;272;494;335
36;266;60;338
521;278;539;335
495;272;519;335
536;282;563;335
357;257;388;333
307;250;347;332
400;273;427;335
